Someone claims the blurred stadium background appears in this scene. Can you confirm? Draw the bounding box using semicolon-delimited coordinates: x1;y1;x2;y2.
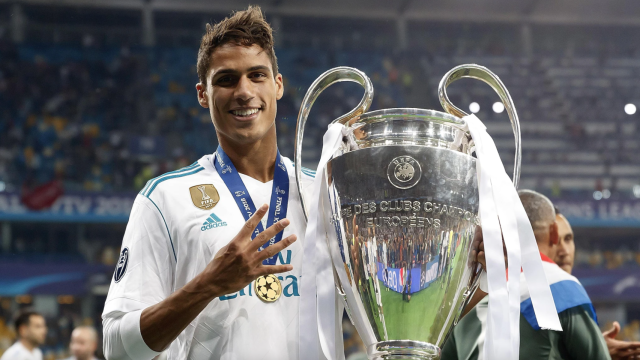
1;0;640;358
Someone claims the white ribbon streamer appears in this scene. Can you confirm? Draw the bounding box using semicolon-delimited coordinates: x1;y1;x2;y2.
299;123;346;360
463;114;562;360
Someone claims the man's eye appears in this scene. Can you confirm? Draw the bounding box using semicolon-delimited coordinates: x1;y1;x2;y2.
215;75;237;85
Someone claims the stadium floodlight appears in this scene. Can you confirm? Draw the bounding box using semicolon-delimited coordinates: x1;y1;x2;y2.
469;102;480;113
625;103;636;115
602;189;611;199
593;191;603;200
633;185;640;198
492;102;505;113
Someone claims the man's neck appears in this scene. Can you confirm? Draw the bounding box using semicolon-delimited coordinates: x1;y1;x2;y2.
218;135;278;183
19;338;35;352
539;245;556;262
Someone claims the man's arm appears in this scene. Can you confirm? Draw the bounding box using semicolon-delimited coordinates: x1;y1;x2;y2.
561;306;612;360
140;204;296;352
440;330;460;360
461;226;492;318
460;288;487;319
102;202;296;359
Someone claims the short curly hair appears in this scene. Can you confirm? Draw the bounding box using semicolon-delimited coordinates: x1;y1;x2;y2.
197;5;278;85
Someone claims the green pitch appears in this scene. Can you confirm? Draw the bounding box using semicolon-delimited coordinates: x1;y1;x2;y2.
362;244;468;343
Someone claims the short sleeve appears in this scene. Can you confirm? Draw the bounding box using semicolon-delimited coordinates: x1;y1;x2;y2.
103;195;176;316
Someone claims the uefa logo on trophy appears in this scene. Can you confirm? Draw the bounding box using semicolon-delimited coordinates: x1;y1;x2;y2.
387;155;422;189
295;65;522;359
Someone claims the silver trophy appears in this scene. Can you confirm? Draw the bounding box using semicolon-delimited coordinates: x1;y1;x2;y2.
295;65;521;359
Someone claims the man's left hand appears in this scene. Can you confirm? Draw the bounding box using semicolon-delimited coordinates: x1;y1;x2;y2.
603;321;640;360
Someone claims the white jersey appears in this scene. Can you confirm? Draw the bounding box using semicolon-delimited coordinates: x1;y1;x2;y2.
0;342;42;360
102;154;323;360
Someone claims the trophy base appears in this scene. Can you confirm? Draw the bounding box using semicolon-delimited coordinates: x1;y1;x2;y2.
369;340;440;360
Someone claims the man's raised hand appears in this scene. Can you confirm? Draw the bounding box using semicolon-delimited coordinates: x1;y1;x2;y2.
139;204;297;352
203;203;297;298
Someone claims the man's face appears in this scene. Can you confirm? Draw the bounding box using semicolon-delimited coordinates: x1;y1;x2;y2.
197;43;283;146
21;315;47;346
554;214;575;274
70;328;97;360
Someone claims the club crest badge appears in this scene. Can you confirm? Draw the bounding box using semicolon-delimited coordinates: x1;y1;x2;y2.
189;184;220;210
387;155;422;189
114;247;129;283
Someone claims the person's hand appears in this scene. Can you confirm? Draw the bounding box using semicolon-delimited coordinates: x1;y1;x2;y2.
471;226;508;272
201;204;297;297
603;321;640;360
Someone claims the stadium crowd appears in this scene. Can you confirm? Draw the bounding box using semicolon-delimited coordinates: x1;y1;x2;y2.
2;26;640;199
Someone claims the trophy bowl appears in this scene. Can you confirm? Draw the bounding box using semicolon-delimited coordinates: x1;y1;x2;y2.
295;65;521;359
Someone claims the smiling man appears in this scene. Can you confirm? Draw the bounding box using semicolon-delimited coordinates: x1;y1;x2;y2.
101;6;329;359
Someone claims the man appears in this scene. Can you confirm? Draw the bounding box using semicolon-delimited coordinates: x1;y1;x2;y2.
441;190;610;360
65;326;99;360
554;209;640;360
553;209;575;274
0;311;46;360
101;6;322;359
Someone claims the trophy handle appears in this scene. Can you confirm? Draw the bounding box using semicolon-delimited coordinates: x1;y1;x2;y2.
294;67;374;221
437;64;522;188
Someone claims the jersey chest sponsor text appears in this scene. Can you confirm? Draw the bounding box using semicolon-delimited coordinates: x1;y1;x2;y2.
220;250;300;301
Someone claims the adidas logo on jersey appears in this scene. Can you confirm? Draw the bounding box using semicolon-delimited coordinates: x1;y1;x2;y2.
201;212;227;231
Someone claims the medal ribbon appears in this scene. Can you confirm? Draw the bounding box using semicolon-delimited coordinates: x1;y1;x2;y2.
213;146;289;265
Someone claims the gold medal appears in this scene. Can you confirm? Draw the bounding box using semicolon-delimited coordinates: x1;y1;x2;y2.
254;274;282;303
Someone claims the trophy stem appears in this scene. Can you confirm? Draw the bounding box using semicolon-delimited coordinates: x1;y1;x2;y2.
369;340;440;360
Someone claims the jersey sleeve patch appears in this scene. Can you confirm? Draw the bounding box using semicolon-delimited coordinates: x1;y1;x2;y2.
114;247;129;283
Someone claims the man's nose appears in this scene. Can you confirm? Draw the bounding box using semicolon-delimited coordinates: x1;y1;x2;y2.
556;242;567;255
234;76;255;102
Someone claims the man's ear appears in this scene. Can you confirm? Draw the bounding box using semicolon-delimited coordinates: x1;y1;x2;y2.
549;221;559;246
196;83;209;108
17;325;25;338
275;73;284;100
